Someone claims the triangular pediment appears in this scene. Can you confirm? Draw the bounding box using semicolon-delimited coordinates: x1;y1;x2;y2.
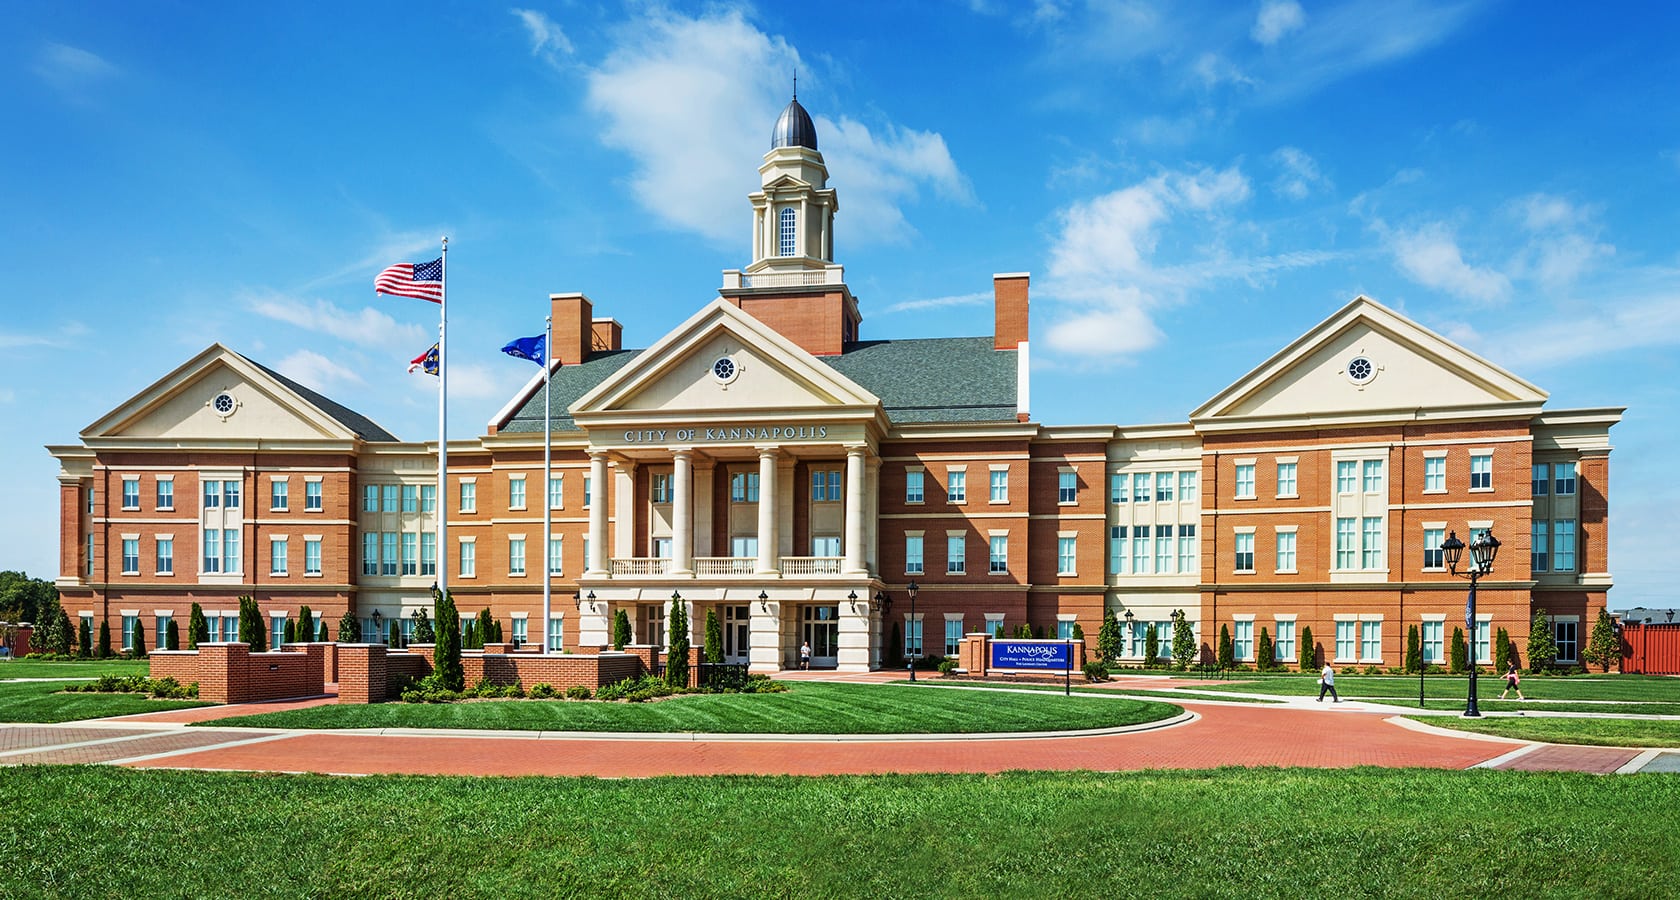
571;300;880;424
1192;297;1547;430
81;344;387;445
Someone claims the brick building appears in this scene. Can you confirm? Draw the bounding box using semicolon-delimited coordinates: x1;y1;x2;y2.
48;96;1620;672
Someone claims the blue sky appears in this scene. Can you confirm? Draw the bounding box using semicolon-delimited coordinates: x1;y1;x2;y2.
4;1;1676;610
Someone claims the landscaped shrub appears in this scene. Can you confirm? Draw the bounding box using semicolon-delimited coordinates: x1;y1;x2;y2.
665;600;690;689
65;675;197;699
1406;625;1422;674
97;620;111;659
296;605;314;642
131;619;146;658
1450;627;1467;674
1584;608;1619;673
283;618;296;644
992;622;1004;639
1098;612;1122;665
411;609;436;644
1144;624;1159;668
1217;624;1234;670
238;595;264;651
937;657;959;676
463;620;479;649
1256;628;1274;672
1494;626;1512;673
434;587;463;691
1298;626;1314;670
1171;614;1195;670
563;685;590;700
338;611;360;643
188;602;207;650
78;616;92;658
388;621;400;648
612;608;630;651
1082;661;1110;682
165;619;179;651
1528;608;1557;672
704;609;723;664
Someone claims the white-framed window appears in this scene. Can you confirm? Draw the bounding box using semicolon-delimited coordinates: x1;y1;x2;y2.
1110;525;1127;575
511;616;529;648
1275;530;1297;573
304;539;322;576
1335;518;1357;569
203;530;222;574
421;532;436;576
401;485;418;514
271;479;289;511
87;534;94;576
156;537;173;575
1555;462;1577;495
1179;471;1197;501
947;533;966;574
1132;529;1151;575
583;475;592;507
156;477;174;510
652;473;672;504
905;469;924;504
1154;525;1173;575
810;536;839;557
1335;620;1357;662
1362;459;1384;494
271;537;288;575
548;615;565;652
1133;472;1150;503
1423;526;1445;570
1154;620;1174;659
1276;461;1297;498
401;533;418;575
1111;473;1128;503
811;470;841;502
381;532;397;576
1233;531;1255;574
121;538;139;575
904;616;924;657
1335;460;1357;494
121;477;140;510
360;484;376;512
990;535;1009;574
778;206;797;257
381;484;396;512
1531;463;1549;496
1155;473;1173;502
1531;521;1549;572
1233;619;1254;661
1058;470;1078;504
271;612;287;650
305;479;322;511
155;614;173;647
509;476;527;510
508;537;526;576
362;532;378;576
945;618;964;657
1360;620;1382;662
1554;519;1576;571
460;480;476;512
548;537;563;576
730;472;759;502
947;470;966;503
1469;453;1493;491
905;534;924;575
122;615;138;651
1553;617;1580;663
1474;617;1492;665
459;539;476;578
548;475;563;510
1424;455;1446;492
1421;620;1444;664
1274;619;1296;662
1057;619;1076;640
989;469;1008;503
1057;535;1076;576
203;479;221;510
730;536;756;559
1178;524;1196;573
1234;464;1256;499
1360;517;1384;569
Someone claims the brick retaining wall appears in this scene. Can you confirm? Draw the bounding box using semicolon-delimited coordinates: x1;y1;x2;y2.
332;646;647;703
148;643;325;703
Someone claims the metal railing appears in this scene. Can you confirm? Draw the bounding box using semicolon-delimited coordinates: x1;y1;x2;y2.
649;660;750;690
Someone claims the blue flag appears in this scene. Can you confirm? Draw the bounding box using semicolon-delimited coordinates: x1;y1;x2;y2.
407;342;439;376
501;334;546;367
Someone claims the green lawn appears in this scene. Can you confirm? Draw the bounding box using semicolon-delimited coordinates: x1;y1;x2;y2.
208;681;1180;734
1197;672;1679;704
1415;715;1680;748
930;678;1283;703
0;679;209;723
0;658;151;680
2;766;1675;899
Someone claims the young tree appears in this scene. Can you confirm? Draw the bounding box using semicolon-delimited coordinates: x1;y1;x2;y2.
433;586;463;691
1406;625;1421;675
1171;612;1196;670
1217;624;1234;669
1494;626;1512;673
78;616;92;658
1256;627;1274;672
97;619;112;659
477;608;495;645
665;599;690;688
463;619;478;649
992;621;1004;639
283;617;296;645
297;605;315;642
387;620;400;648
1143;623;1159;667
188;602;208;649
1450;627;1467;674
337;610;360;643
1584;608;1619;673
612;608;630;651
1071;622;1084;641
165;618;180;652
411;608;435;644
131;619;146;658
1527;608;1557;673
1298;626;1315;671
703;608;723;664
238;595;264;651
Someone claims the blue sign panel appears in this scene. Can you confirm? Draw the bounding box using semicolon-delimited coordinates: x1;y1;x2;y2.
990;641;1073;671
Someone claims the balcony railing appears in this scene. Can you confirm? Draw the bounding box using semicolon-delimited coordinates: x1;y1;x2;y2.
722;265;844;290
695;557;755;576
607;556;845;577
610;558;671;576
780;556;843;576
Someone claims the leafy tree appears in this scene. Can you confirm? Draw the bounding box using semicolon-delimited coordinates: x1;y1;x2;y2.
1450;627;1467;674
297;605;315;642
1527;608;1557;673
387;620;400;648
1071;622;1084;641
1584;608;1619;673
1217;624;1234;669
0;570;59;627
165;619;179;651
97;619;112;659
612;608;630;651
1097;611;1122;665
1256;627;1274;672
463;619;479;649
238;596;264;651
283;617;296;645
1298;626;1315;671
337;610;360;643
1494;627;1512;673
188;603;208;649
78;616;92;658
477;609;495;645
411;608;435;644
1405;625;1421;674
1171;612;1196;670
1143;624;1159;667
131;618;147;658
703;608;723;664
665;599;690;688
433;586;463;691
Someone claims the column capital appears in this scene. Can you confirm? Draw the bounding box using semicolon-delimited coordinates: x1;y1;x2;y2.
671;446;695;461
755;445;780;460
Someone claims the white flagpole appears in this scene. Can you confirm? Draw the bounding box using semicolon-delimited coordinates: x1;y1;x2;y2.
437;237;449;610
542;314;552;653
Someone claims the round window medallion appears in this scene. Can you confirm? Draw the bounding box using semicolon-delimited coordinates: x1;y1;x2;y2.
211;391;238;418
1345;356;1377;385
711;356;740;385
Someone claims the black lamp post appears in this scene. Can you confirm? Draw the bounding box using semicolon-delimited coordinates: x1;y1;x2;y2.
1171;608;1185;667
1442;528;1500;717
906;580;919;682
371;609;383;644
1124;609;1135;660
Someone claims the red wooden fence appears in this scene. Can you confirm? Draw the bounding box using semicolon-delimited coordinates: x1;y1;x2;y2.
1621;623;1680;675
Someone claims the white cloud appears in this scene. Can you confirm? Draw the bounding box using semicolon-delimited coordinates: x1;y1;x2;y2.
1387;222;1511;303
1192;53;1253;89
879;292;990;315
1270;146;1331;200
33;42;117;93
1253;0;1478;98
1488;289;1680;371
511;8;573;67
1252;0;1306;45
583;8;968;245
248;294;427;347
275;350;365;393
1508;193;1614;291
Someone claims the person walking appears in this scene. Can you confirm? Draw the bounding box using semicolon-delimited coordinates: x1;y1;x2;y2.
1499;663;1526;700
799;640;812;670
1317;663;1340;702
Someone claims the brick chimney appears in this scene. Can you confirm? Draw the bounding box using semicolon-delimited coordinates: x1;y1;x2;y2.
590;318;622;353
993;273;1029;351
549;293;593;366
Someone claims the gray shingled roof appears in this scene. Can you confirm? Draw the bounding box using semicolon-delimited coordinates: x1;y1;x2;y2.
499;337;1018;430
237;353;401;442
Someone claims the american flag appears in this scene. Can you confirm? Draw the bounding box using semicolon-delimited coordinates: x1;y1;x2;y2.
375;257;443;302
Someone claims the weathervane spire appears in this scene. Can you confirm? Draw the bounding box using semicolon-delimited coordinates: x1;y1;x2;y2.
792;70;797;100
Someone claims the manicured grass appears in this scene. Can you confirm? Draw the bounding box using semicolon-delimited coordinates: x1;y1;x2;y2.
0;658;151;680
0;679;208;723
1199;672;1679;703
207;681;1180;734
1415;715;1680;748
931;679;1283;703
3;766;1676;899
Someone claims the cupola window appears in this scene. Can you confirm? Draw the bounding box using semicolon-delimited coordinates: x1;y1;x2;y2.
778;207;797;257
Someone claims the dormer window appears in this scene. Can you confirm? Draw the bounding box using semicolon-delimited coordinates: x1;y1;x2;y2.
779;207;797;257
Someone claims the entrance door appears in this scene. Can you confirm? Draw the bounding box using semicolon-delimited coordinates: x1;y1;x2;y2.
723;605;750;664
801;605;840;668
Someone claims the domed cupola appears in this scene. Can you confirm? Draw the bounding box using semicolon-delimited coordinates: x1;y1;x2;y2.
771;95;818;151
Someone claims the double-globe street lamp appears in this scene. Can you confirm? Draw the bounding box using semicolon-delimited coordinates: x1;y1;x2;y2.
1441;528;1501;718
905;581;919;682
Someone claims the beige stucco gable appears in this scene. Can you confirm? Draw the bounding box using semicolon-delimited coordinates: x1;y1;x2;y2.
1192;296;1548;431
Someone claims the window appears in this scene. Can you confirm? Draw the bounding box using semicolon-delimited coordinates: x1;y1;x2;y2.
905;535;924;575
421;484;436;513
306;480;323;511
811;470;841;501
730;472;759;502
509;476;527;510
1155;525;1173;575
990;535;1009;574
86;535;94;576
1155;474;1173;502
548;476;563;510
1335;518;1357;569
222;528;239;573
1234;532;1255;573
421;532;436;576
203;480;221;509
1470;453;1492;491
1111;473;1128;503
1179;471;1197;502
1423;527;1445;569
1276;462;1297;497
904;617;923;657
157;538;173;575
157;478;174;510
271;480;289;511
1554;520;1576;571
1336;461;1357;494
1275;620;1296;662
87;487;95;514
1130;473;1149;504
401;484;418;513
583;476;592;507
1531;521;1549;572
460;481;477;513
509;538;526;576
549;537;563;576
380;484;396;512
122;478;140;510
1178;525;1197;573
1474;621;1491;665
1234;464;1256;499
988;469;1008;503
1057;620;1075;640
1132;529;1151;575
1362;459;1384;494
947;534;966;574
906;470;924;503
945;619;964;656
305;539;322;576
1554;462;1577;495
362;532;378;576
1057;536;1076;575
1154;621;1173;659
1335;620;1357;662
731;536;756;559
810;536;839;557
203;529;221;573
363;485;378;512
1553;619;1579;663
271;613;286;650
1424;456;1446;492
122;615;138;652
460;541;476;577
549;616;565;652
401;532;417;575
778;207;797;257
1360;621;1382;662
1058;470;1078;504
1275;531;1296;573
1110;526;1127;575
156;614;172;647
947;470;966;503
1361;518;1384;569
121;538;139;575
1531;464;1549;496
652;473;672;504
1421;621;1444;664
1233;620;1254;661
271;537;288;575
381;532;397;576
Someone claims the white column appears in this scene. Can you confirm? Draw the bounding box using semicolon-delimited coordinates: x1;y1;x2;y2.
672;448;693;575
749;597;783;673
843;444;867;574
866;455;881;575
692;459;715;558
614;460;637;560
755;446;778;575
777;457;796;564
587;452;608;575
837;595;872;672
578;597;609;648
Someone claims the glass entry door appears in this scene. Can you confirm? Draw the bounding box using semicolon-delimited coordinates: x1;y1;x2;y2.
801;605;840;668
723;605;750;664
